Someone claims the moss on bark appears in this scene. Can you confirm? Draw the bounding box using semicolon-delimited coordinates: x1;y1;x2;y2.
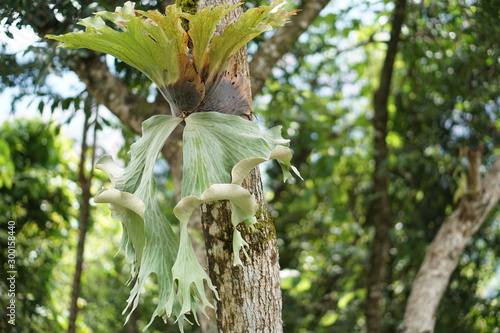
175;0;199;30
239;206;277;244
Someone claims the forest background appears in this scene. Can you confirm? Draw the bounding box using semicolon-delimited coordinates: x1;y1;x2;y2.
0;0;499;332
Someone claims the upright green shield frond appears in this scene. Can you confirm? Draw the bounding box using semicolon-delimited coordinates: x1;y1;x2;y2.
180;4;240;73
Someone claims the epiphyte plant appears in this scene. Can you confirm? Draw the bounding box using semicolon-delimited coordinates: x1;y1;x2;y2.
47;0;300;331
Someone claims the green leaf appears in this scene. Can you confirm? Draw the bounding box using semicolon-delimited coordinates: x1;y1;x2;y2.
95;115;190;329
182;112;292;197
0;140;14;189
46;2;191;88
338;291;356;309
205;0;297;82
319;310;339;327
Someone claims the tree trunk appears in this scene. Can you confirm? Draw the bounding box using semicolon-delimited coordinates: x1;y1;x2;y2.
366;1;406;332
196;1;283;332
124;305;140;333
201;171;282;332
400;151;500;333
68;106;98;333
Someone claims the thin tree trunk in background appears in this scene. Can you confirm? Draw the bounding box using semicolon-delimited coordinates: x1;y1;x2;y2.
196;1;283;331
366;1;406;332
400;151;500;333
67;106;98;333
124;305;140;333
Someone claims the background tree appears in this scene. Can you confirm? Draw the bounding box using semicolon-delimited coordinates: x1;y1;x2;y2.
67;98;98;333
365;1;406;331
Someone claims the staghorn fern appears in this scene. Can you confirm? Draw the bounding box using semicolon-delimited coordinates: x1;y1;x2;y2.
47;1;299;331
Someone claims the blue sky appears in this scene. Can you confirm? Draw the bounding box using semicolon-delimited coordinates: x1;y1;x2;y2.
0;19;124;157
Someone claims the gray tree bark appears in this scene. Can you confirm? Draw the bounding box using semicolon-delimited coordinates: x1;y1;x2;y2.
400;150;500;333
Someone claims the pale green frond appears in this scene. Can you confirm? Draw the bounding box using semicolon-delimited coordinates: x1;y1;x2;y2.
95;115;193;329
93;186;146;276
46;2;189;87
206;0;297;81
182;112;290;198
180;3;240;73
174;184;258;265
119;115;182;196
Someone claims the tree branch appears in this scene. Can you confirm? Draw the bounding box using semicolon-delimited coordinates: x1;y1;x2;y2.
466;144;484;198
249;0;331;96
401;154;500;333
70;52;165;135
